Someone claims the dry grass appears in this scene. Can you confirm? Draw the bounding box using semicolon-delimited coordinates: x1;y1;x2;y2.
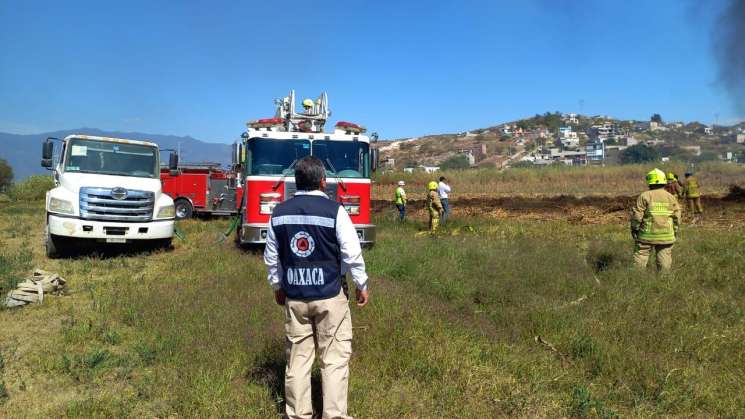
1;195;744;417
373;162;745;200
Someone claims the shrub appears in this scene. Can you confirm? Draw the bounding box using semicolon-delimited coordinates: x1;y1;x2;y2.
8;175;54;201
440;154;470;170
619;144;659;164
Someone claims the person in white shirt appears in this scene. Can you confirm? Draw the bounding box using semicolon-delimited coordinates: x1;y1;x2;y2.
438;176;451;224
264;156;368;419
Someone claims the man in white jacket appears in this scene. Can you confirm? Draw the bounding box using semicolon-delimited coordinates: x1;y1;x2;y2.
438;176;451;224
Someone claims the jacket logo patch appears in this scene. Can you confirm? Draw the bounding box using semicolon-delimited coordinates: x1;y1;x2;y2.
290;231;315;257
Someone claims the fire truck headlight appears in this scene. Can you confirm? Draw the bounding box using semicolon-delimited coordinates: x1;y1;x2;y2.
157;205;175;219
344;205;360;215
49;197;74;214
340;195;360;215
260;192;281;214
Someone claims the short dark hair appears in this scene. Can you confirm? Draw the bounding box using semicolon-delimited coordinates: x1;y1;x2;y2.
439;176;446;182
295;156;326;191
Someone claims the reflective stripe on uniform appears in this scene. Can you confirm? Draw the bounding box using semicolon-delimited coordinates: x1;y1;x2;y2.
271;215;336;228
639;201;675;243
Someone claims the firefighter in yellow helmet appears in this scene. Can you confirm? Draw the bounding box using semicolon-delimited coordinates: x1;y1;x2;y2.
630;168;681;271
302;98;314;114
664;172;683;198
427;181;444;233
684;171;703;220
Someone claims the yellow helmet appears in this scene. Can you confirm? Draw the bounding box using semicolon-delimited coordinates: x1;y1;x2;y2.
646;168;667;186
427;181;438;190
302;98;314;108
666;172;675;181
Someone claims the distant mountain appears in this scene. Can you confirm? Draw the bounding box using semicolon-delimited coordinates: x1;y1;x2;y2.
0;128;234;181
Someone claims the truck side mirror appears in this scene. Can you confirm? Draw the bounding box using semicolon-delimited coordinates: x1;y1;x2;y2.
41;140;54;168
169;152;179;176
371;149;379;172
169;152;179;170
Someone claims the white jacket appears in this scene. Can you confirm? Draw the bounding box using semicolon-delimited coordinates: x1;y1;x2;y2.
438;182;451;199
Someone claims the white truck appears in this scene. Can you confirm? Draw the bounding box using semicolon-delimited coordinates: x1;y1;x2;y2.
41;134;177;258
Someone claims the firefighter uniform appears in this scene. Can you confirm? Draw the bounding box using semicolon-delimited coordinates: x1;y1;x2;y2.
684;173;703;216
631;169;682;271
427;181;443;233
664;172;682;198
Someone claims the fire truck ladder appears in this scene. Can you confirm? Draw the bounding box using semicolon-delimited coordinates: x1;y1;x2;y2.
274;90;330;132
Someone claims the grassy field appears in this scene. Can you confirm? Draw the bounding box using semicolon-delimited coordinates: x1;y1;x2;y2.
1;198;745;417
372;162;745;200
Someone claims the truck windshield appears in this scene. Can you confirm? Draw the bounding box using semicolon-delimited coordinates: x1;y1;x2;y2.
63;138;159;179
312;140;370;178
247;138;311;175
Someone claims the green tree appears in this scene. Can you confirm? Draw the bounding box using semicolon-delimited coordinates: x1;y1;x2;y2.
693;151;719;163
651;113;663;123
0;159;12;192
619;144;659;164
440;154;471;170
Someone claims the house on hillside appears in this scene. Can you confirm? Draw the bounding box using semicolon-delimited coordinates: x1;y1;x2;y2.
634;121;651;131
381;158;395;169
419;165;440;173
737;133;745;144
704;126;714;135
585;140;605;164
563;113;579;124
590;122;625;141
548;148;587;165
558;127;580;149
458;144;487;162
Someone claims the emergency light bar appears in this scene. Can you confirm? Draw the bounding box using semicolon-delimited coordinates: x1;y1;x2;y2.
248;118;284;129
335;121;366;134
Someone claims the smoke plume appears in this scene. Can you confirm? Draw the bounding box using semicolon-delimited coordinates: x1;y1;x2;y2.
713;0;745;115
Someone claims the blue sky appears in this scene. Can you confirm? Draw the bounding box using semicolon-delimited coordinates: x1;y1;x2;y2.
0;0;738;142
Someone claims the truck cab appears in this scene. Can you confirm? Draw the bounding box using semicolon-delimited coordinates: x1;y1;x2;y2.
41;134;176;257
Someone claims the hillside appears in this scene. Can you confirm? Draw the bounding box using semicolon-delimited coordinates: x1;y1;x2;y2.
375;113;745;169
0;129;234;181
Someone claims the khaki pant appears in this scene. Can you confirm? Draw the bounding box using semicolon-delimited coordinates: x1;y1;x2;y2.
687;197;703;214
633;242;673;271
284;289;353;419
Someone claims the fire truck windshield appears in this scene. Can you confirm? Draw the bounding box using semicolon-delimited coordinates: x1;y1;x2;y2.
247;138;311;175
312;140;370;178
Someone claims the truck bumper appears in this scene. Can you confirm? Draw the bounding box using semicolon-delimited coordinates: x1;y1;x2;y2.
240;223;376;245
48;214;174;241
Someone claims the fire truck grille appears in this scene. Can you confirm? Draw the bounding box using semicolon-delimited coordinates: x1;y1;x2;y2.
79;187;154;222
284;181;337;202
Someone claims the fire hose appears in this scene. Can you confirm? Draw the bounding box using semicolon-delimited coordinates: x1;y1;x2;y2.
217;215;241;243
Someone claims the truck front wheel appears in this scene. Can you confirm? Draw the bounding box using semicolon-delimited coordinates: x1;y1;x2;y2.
45;225;64;259
175;199;193;220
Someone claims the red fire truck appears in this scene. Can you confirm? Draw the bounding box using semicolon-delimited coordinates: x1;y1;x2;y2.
160;163;244;219
236;90;378;245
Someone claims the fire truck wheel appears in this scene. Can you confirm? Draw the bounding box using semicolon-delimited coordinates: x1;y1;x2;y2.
174;199;193;220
